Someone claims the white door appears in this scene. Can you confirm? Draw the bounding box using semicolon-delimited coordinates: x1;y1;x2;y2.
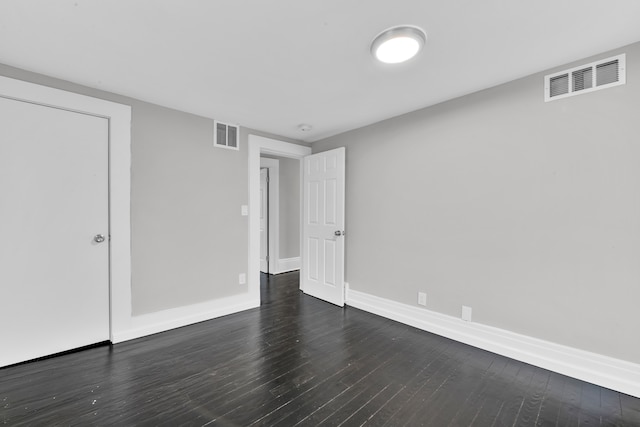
259;167;269;273
301;147;345;306
0;96;110;367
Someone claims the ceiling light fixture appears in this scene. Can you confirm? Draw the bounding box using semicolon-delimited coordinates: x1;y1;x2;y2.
371;25;427;64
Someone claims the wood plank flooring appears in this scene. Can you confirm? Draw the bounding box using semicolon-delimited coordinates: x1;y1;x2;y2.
1;271;639;426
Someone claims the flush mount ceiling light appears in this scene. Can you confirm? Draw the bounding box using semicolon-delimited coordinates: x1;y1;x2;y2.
371;25;427;64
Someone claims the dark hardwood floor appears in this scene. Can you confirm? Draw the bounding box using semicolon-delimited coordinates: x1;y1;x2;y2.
1;271;639;426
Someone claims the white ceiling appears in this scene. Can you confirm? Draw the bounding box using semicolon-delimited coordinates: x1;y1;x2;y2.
1;1;640;142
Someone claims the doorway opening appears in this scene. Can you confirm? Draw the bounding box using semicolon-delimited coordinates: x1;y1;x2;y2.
260;155;302;276
259;165;270;273
248;135;311;304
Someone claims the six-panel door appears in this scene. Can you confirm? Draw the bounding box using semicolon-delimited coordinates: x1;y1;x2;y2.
301;147;345;306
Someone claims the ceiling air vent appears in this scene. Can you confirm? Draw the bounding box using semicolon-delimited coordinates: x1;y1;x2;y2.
544;54;625;102
214;121;239;150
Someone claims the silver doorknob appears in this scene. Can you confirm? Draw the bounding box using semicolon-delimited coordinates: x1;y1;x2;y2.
94;234;106;243
334;230;345;237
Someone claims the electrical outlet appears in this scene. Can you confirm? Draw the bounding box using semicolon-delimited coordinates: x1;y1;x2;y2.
241;205;248;216
418;292;427;306
462;305;472;322
239;273;246;285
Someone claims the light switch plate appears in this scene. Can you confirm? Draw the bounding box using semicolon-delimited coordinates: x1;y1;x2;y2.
241;205;248;216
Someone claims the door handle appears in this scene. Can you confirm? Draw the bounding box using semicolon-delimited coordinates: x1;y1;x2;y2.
334;230;345;237
94;234;106;243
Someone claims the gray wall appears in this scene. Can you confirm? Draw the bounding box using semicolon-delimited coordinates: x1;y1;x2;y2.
313;42;640;364
0;62;304;316
278;157;300;259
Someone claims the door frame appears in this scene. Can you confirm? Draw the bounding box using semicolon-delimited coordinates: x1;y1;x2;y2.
248;135;311;300
0;76;132;342
260;157;279;274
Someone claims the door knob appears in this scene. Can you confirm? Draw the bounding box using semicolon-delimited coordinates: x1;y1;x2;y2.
94;234;106;243
334;230;345;237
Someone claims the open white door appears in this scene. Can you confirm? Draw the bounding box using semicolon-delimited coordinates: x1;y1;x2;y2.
301;147;345;306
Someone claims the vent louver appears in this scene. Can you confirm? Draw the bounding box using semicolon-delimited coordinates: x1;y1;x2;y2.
572;67;593;92
544;54;625;102
550;74;569;97
596;60;619;86
214;121;239;150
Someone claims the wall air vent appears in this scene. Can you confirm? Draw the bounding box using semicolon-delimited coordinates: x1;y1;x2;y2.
214;121;239;150
544;54;625;102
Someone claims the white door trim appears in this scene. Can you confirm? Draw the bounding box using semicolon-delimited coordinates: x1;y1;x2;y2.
0;76;132;343
248;135;311;299
260;157;279;274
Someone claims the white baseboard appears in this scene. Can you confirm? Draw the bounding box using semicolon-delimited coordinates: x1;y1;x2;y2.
346;286;640;398
275;256;300;274
112;293;260;343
